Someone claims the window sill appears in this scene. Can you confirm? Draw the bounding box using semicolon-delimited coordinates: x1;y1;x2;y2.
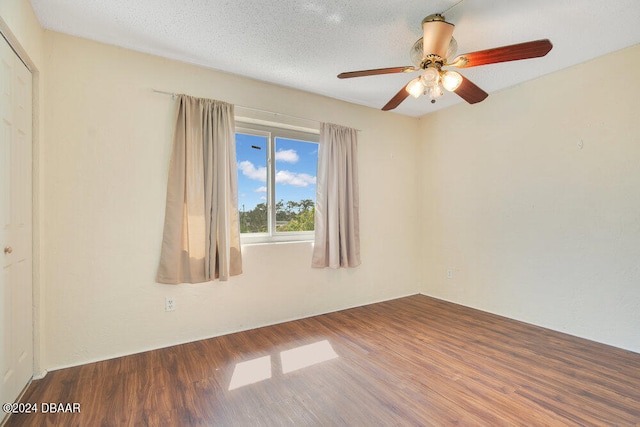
240;232;314;246
241;240;314;249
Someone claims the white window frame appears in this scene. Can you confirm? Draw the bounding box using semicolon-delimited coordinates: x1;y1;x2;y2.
236;119;319;244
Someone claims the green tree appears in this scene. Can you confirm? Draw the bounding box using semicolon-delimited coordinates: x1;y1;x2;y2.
240;202;268;233
240;199;315;233
277;207;315;232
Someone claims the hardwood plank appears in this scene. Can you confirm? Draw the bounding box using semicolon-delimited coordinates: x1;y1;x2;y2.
6;295;640;426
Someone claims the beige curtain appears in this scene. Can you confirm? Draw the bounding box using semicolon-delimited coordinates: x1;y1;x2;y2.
312;123;361;268
157;95;242;283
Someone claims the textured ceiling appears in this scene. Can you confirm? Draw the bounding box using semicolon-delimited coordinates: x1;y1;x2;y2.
29;0;640;117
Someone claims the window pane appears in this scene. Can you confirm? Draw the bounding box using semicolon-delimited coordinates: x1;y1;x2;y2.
236;133;268;233
274;137;318;232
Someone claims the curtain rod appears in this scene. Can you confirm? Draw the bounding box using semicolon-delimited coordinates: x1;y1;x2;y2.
152;89;362;132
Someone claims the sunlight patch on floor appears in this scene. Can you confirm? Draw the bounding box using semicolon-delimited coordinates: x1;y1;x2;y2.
228;340;339;390
228;355;272;390
280;340;339;374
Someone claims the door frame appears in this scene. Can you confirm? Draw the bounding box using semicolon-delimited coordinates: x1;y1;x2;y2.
0;18;43;384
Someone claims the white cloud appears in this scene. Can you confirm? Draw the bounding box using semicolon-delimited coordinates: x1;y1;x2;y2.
238;160;266;182
275;149;299;163
238;160;315;188
276;170;316;187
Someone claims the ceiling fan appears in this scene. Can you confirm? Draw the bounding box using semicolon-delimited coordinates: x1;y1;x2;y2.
338;14;553;111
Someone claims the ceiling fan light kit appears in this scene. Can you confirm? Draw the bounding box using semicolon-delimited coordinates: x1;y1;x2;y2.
337;12;553;111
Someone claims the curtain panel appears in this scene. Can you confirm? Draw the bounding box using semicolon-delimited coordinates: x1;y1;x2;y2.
312;123;361;268
157;95;242;283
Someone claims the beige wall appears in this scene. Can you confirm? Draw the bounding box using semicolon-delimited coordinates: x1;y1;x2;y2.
418;44;640;353
42;32;421;369
3;0;639;373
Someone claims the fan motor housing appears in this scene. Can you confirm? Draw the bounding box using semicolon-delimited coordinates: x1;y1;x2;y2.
421;14;454;59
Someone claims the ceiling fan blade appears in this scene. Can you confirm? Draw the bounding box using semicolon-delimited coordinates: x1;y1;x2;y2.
338;66;416;79
454;75;489;104
451;39;553;68
382;82;411;111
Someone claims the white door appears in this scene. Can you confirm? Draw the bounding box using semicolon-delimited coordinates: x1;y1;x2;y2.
0;34;33;406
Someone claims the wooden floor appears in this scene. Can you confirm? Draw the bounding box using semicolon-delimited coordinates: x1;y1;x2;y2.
6;295;640;426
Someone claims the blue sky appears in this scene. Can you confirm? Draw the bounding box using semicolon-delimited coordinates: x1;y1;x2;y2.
236;133;318;212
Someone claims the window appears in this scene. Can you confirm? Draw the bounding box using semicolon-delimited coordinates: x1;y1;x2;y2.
235;120;319;243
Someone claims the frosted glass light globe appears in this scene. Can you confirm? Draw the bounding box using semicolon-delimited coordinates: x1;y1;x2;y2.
406;77;425;98
422;67;440;86
441;70;463;91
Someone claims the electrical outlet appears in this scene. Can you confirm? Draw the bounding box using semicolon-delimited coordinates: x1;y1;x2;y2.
446;269;453;279
165;296;176;312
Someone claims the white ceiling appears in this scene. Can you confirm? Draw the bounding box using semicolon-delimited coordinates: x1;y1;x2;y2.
29;0;640;117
